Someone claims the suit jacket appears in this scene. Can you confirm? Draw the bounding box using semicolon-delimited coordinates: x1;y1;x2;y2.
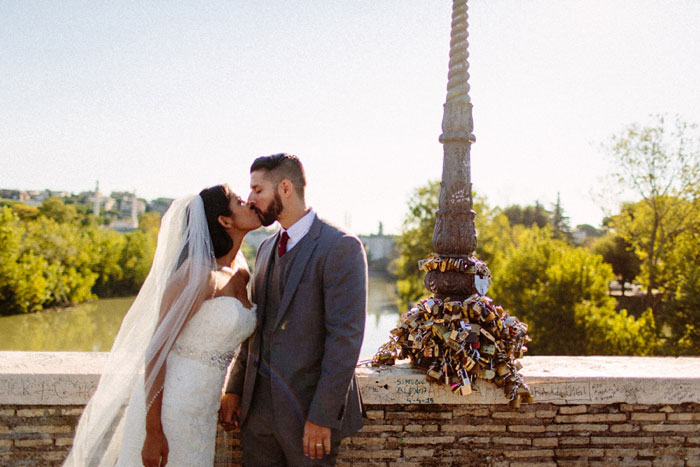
226;215;367;437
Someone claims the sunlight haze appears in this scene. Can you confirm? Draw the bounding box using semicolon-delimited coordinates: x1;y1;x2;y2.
2;0;699;234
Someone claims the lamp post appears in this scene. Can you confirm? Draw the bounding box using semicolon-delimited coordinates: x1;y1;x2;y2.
373;0;532;408
424;0;483;301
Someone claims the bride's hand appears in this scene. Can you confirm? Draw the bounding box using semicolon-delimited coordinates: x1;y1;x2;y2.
219;393;241;431
142;428;169;467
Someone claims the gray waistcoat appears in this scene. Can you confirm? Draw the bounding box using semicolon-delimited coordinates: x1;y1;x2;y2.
259;235;305;376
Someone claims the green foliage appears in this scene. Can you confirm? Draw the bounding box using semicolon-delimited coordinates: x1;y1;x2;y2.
577;304;657;356
21;216;98;306
661;227;700;354
491;227;656;355
12;204;39;221
502;202;550;228
241;240;257;270
473;210;517;278
550;193;573;243
612;198;700;311
392;179;659;355
38;198;78;223
395;181;440;306
591;233;641;295
138;211;161;235
604;115;700;311
0;207;51;314
0;199;159;314
88;227;128;297
600;115;700;354
118;230;156;295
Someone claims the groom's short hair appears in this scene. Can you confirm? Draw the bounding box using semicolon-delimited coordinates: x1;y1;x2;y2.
251;153;306;199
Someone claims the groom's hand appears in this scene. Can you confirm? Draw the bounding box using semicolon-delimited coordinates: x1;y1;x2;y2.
219;393;241;431
302;420;331;459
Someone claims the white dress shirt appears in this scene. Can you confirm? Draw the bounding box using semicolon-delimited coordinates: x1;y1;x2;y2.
281;208;316;252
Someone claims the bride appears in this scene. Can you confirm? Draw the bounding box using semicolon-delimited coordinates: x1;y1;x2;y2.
64;184;261;466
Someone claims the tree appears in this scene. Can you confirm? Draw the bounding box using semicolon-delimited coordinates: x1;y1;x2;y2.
0;199;164;314
550;193;573;243
395;181;440;306
0;207;51;314
591;233;642;296
502;202;550;228
662;226;700;354
22;216;97;306
87;227;127;297
118;230;156;294
490;227;657;355
12;204;39;221
604;115;700;314
138;211;161;235
38;198;78;224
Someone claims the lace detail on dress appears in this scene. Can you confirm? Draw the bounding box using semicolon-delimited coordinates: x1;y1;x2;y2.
116;296;256;467
171;342;237;370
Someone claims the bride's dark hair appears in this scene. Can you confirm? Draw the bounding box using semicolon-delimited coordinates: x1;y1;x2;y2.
199;184;236;258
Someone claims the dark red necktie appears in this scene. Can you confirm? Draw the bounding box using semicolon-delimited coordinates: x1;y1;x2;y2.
278;231;290;256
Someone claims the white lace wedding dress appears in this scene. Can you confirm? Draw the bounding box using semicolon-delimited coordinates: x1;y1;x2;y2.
116;296;256;466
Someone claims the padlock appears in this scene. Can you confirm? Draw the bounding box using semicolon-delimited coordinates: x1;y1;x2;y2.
496;364;510;377
480;328;496;342
508;394;521;409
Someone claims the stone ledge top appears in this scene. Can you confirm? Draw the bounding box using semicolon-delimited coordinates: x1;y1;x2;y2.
359;356;700;406
1;352;699;406
0;351;109;375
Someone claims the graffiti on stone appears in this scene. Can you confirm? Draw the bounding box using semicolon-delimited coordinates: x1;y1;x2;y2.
0;376;98;405
529;381;591;403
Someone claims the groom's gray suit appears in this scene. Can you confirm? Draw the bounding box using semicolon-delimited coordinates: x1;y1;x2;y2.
225;215;367;464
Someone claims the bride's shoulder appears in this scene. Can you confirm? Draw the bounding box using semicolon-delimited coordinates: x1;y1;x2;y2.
215;264;249;292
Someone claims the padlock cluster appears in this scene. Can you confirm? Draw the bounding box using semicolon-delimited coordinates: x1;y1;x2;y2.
372;294;534;408
418;254;491;278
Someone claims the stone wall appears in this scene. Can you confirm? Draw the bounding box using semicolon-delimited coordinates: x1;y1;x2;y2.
2;352;700;466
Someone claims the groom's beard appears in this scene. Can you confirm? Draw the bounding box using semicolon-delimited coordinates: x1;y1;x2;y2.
257;192;283;227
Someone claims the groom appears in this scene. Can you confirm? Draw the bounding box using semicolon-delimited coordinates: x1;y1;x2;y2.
220;153;367;465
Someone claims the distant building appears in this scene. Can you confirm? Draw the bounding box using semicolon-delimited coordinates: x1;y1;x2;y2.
110;191;146;218
119;198;146;218
0;189;29;201
359;222;398;274
103;197;116;211
109;219;138;233
0;189;71;206
147;198;175;216
572;224;605;246
359;234;397;263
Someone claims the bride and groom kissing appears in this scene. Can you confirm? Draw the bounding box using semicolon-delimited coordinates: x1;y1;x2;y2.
66;153;368;466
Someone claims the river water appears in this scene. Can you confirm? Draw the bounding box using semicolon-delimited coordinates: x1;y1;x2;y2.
0;275;402;358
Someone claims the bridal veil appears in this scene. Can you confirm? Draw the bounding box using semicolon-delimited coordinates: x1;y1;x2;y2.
64;194;216;466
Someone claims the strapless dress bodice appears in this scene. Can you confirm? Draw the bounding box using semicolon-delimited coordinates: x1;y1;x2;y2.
171;296;257;370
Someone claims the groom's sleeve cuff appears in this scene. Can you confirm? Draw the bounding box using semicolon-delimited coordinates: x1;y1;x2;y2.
307;401;344;430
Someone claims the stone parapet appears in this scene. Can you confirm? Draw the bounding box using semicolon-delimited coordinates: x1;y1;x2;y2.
3;352;699;406
359;356;700;406
1;352;700;466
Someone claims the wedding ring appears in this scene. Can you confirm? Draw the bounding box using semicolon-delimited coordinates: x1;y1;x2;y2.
316;442;323;446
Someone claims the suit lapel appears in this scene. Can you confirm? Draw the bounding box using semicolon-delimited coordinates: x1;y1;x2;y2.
253;233;277;324
273;217;323;331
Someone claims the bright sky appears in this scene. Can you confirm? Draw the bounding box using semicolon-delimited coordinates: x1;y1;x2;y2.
2;1;699;235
